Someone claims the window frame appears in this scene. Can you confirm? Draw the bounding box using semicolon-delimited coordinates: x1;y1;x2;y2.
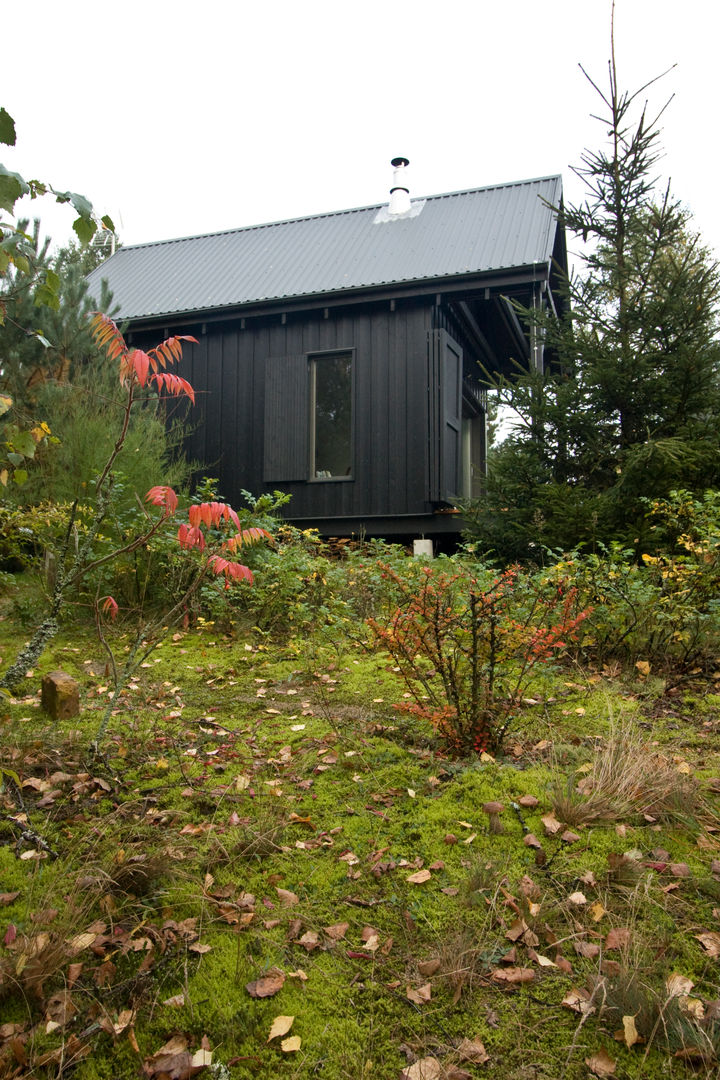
308;348;355;483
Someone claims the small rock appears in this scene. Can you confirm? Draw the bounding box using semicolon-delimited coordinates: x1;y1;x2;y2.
41;671;80;721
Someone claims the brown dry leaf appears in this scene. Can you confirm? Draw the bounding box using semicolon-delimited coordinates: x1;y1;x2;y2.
457;1036;490;1063
67;962;83;987
268;1015;294;1041
567;891;587;906
574;940;600;959
407;869;432;885
276;888;299;907
45;991;77;1027
406;983;432;1005
281;1036;301;1052
622;1015;641;1048
0;892;20;906
296;931;320;951
635;660;651;676
324;922;349;940
491;967;534;984
586;1049;616;1076
505;918;528;942
562;987;592;1014
163;994;187;1008
142;1034;211;1079
400;1058;443;1080
695;932;720;956
541;812;562;835
246;971;286;998
529;950;556;967
418;958;441;977
605;928;631;950
666;973;694;997
68;931;97;953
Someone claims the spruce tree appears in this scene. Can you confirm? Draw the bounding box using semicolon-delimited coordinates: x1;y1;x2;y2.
469;29;720;560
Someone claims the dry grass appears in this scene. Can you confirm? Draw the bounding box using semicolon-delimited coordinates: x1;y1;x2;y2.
551;725;699;826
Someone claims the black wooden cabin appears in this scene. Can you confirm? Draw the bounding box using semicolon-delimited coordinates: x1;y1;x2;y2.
87;172;567;541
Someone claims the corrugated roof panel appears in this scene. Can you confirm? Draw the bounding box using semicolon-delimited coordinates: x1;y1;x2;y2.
88;175;563;321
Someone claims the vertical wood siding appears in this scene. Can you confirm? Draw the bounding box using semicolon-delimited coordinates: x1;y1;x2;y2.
146;300;438;522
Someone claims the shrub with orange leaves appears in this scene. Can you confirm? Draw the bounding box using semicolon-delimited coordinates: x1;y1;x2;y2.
368;563;590;756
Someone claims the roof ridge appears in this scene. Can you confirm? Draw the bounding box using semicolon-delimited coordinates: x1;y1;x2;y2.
108;174;563;253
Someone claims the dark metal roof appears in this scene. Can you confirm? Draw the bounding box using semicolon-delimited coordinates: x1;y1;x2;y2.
88;175;563;321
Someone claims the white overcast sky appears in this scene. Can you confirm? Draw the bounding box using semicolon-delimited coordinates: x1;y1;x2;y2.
3;0;718;261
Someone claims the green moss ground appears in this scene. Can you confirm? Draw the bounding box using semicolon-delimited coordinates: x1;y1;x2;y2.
1;610;720;1079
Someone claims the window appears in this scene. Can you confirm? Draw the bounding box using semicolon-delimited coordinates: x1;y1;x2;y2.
310;352;352;479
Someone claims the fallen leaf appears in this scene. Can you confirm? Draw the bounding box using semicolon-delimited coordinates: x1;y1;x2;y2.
246;972;285;998
281;1036;301;1052
586;1048;616;1076
574;940;600;959
605;928;631;950
666;973;694;997
276;888;299;907
417;958;441;977
324;922;349;940
562;987;592;1014
622;1014;641;1048
567;891;587;906
163;994;187;1008
589;901;606;922
268;1015;294;1041
407;869;432;884
491;967;534;984
406;983;432;1004
695;932;720;957
457;1037;490;1063
635;660;651;676
541;812;562;835
68;931;97;953
400;1058;443;1080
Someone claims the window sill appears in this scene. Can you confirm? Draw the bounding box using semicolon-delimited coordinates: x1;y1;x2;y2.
309;475;354;483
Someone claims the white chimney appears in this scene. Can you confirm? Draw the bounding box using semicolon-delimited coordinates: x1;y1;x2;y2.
388;156;411;215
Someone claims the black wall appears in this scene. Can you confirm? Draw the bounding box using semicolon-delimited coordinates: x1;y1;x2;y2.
153;299;440;524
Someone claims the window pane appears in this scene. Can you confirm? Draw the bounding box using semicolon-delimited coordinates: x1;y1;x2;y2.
313;354;352;478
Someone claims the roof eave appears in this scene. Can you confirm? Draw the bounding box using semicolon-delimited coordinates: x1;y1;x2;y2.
119;261;555;331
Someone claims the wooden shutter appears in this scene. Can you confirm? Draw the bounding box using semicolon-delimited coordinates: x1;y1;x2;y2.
428;330;463;502
263;355;309;482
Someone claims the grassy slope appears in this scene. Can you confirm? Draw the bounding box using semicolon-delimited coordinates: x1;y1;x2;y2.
1;608;720;1080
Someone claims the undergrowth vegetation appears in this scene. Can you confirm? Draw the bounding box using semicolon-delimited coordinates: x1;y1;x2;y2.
1;505;720;1079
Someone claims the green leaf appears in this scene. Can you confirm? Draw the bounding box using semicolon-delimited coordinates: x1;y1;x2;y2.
0;166;28;213
72;215;96;245
13;430;36;457
101;214;115;232
67;191;93;218
0;107;16;147
33;281;61;310
7;452;25;467
33;333;52;349
12;469;28;486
